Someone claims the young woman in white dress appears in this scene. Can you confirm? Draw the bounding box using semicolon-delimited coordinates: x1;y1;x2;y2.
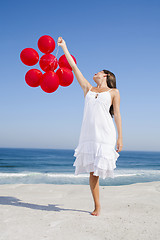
57;37;123;216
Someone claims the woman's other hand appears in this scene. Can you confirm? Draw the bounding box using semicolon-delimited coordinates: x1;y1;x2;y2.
116;138;123;152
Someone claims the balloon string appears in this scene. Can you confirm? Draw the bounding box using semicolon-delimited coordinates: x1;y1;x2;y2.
54;45;63;73
54;45;59;59
46;44;63;73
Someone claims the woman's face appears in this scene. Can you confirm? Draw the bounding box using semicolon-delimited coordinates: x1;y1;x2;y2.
93;71;107;83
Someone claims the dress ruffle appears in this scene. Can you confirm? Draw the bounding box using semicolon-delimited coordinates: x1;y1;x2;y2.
73;141;120;179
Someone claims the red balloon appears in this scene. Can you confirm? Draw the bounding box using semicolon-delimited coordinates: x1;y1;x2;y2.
38;35;55;54
40;71;59;93
58;54;77;70
56;67;74;87
39;54;58;72
20;48;39;66
25;69;42;87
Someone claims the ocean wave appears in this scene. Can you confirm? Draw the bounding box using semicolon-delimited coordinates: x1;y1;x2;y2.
0;169;160;185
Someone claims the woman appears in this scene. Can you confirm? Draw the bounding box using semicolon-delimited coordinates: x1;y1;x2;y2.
57;37;123;216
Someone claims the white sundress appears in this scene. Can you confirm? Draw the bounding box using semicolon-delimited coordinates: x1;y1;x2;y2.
73;86;120;179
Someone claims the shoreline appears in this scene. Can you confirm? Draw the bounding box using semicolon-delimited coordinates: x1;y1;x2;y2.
1;181;160;240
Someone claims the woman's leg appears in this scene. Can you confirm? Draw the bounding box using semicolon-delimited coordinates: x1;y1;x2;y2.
89;172;101;216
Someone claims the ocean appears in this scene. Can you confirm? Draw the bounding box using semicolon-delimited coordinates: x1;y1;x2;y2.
0;148;160;186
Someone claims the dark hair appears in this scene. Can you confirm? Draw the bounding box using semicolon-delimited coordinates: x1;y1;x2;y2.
102;69;117;118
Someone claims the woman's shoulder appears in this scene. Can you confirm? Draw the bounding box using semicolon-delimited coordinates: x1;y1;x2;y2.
111;88;120;98
111;88;119;92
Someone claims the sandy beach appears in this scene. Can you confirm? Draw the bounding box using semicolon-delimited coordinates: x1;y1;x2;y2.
0;181;160;240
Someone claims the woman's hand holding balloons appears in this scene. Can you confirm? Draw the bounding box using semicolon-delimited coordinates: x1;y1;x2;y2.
57;37;66;48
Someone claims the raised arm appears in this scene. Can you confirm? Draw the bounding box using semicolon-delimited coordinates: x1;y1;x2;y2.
57;37;92;96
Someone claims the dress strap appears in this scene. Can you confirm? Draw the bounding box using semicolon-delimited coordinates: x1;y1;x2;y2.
108;89;113;92
89;86;93;91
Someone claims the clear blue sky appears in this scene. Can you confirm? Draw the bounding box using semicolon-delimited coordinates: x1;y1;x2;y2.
0;0;160;151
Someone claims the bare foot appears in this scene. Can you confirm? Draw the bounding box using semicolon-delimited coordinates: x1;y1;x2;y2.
90;206;101;216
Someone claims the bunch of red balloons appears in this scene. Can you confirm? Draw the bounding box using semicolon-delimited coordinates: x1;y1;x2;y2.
20;35;77;93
